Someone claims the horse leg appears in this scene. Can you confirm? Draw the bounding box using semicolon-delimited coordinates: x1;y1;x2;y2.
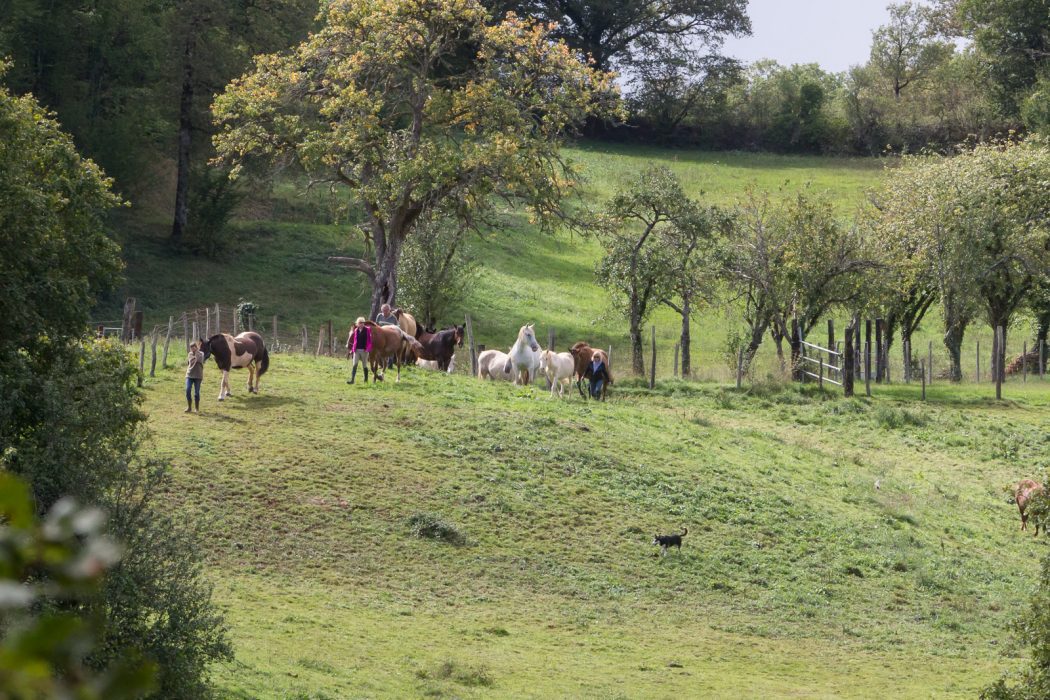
246;364;255;394
218;370;227;401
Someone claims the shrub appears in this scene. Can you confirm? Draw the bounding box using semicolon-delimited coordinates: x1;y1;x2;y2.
982;555;1050;699
408;512;466;546
873;406;927;429
183;165;244;258
416;659;494;687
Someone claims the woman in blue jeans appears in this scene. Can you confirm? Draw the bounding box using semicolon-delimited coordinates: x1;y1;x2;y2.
185;342;204;413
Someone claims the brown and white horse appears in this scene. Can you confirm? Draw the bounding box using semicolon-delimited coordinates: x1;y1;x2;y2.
199;331;269;401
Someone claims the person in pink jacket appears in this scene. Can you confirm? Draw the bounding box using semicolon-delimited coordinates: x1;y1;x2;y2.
347;316;373;384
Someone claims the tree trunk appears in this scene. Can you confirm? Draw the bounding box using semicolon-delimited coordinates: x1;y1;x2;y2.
369;233;403;319
1036;310;1050;367
744;318;769;372
171;34;195;243
679;294;691;377
943;320;967;382
630;319;644;376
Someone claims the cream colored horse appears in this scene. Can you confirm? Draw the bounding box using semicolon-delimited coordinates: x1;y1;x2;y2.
478;349;514;381
503;323;541;385
538;350;575;397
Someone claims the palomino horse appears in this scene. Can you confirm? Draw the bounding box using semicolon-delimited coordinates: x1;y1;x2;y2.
503;323;541;385
363;322;423;382
538;350;575;398
199;331;269;401
414;326;464;372
394;309;420;338
478;349;515;381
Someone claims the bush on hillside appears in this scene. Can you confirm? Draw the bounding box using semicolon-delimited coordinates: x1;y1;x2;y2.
408;512;466;546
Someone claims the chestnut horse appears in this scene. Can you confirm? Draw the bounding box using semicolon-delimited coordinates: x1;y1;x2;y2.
363;321;423;382
1016;479;1045;534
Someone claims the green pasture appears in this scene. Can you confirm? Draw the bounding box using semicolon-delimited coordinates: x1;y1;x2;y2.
141;353;1049;698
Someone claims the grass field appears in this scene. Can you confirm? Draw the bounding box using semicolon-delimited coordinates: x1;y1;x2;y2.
140;353;1048;698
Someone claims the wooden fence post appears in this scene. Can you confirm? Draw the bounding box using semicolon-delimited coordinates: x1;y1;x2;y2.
736;348;743;389
854;319;862;377
301;326;308;354
1023;341;1028;382
162;316;173;368
874;318;884;383
547;328;555;351
673;343;679;378
316;325;325;356
464;314;477;377
864;320;872;380
137;336;145;387
649;325;656;390
149;331;158;378
844;322;855;398
206;307;211;338
121;298;136;343
864;341;871;397
133;310;143;342
215;304;221;335
995;325;1004;400
818;356;824;388
272;315;278;351
183;314;190;352
921;361;926;400
827;319;835;355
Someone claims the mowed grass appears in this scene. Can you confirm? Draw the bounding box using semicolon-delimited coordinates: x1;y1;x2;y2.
141;354;1050;698
103;144;887;380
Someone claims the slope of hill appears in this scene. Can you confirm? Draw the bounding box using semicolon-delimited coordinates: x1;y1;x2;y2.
104;145;888;380
140;355;1046;698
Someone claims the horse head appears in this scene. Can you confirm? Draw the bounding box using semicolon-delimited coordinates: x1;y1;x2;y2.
519;323;540;352
198;337;212;361
454;325;465;347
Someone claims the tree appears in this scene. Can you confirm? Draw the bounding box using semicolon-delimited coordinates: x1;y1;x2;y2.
960;0;1050;118
213;0;619;317
595;167;691;374
659;205;729;376
720;189;877;373
489;0;750;73
397;215;479;329
870;2;952;100
876;139;1050;382
0;77;231;698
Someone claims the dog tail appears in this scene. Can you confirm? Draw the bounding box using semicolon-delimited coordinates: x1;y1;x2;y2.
681;527;688;537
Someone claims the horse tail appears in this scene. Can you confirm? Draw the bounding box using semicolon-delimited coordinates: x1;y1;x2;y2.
257;344;270;378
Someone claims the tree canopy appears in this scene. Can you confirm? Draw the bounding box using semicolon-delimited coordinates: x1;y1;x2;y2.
214;0;620;315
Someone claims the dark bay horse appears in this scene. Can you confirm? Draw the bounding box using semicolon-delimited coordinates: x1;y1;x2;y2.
199;331;269;400
414;325;464;371
363;322;423;382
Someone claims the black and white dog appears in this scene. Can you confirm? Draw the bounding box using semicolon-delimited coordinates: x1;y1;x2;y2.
652;527;688;556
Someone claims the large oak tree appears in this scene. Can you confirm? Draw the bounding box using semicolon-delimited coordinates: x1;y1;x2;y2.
213;0;618;315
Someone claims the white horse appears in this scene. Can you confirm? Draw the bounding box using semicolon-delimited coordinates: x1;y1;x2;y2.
478;349;514;381
538;350;575;397
504;323;541;385
417;354;456;373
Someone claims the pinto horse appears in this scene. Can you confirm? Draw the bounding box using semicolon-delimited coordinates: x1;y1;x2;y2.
363;322;423;382
414;325;464;372
199;331;269;401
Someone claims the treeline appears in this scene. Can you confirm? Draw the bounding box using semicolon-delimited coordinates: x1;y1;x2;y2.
622;0;1048;153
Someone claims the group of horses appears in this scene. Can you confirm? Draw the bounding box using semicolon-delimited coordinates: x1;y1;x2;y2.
346;309;465;383
190;315;609;402
478;323;612;400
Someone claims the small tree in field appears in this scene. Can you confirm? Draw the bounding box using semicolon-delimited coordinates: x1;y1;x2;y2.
595;167;690;374
212;0;619;317
397;215;479;329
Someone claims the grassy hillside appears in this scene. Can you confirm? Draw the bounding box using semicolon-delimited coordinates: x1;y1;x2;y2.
104;145;894;379
140;356;1047;698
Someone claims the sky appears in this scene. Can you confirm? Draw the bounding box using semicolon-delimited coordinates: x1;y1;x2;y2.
722;0;896;73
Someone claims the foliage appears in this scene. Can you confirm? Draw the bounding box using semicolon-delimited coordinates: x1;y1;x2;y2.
982;551;1050;700
0;472;157;699
213;0;620;315
869;2;954;99
0;83;230;698
407;512;466;546
397;215;479;329
489;0;750;72
236;299;258;333
183;165;245;258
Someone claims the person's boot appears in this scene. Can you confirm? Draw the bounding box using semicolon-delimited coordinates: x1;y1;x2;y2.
194;397;200;413
185;398;193;413
364;366;369;383
347;365;357;385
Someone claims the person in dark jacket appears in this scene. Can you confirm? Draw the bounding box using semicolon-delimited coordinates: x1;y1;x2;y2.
585;352;611;400
185;342;204;413
347;317;373;384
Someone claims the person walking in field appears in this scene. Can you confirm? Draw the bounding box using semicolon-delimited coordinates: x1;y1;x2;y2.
586;351;611;400
185;341;204;413
347;317;373;384
375;303;398;327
